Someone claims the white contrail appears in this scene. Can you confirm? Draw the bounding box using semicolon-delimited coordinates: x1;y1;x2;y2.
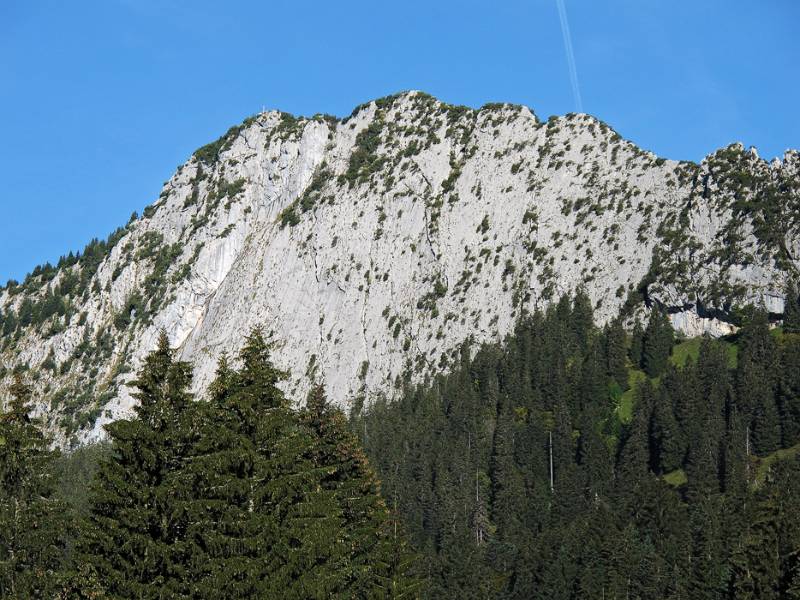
556;0;583;113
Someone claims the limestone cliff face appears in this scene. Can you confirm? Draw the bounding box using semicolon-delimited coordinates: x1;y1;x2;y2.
0;92;798;444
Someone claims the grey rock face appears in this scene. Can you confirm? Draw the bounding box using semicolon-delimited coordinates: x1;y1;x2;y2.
0;92;797;444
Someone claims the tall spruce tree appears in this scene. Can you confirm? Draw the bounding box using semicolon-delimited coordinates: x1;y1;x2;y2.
650;386;684;474
573;339;607;414
752;395;782;457
629;319;645;368
300;384;419;598
0;375;69;598
617;380;656;488
687;496;729;600
575;411;613;499
736;309;780;455
721;405;748;497
181;351;278;598
184;331;346;598
778;337;800;447
729;457;800;600
642;308;674;377
570;290;594;351
78;331;198;598
604;317;629;390
784;280;800;334
489;400;526;538
683;340;730;499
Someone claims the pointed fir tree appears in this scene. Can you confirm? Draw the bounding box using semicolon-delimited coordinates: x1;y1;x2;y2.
180;351;273;597
0;374;69;598
650;386;684;474
784;279;800;334
299;383;419;598
642;308;674;377
684;422;722;501
604;317;629;390
687;496;729;600
244;331;356;598
184;331;346;598
488;399;525;539
752;393;782;457
778;337;800;447
617;380;656;489
575;411;613;499
680;339;731;499
570;289;595;351
629;319;645;368
662;361;697;441
721;404;749;497
736;309;780;455
736;309;778;409
551;394;581;510
78;331;198;598
731;483;784;600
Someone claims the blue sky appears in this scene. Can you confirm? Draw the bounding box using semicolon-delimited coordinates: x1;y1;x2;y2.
1;0;798;283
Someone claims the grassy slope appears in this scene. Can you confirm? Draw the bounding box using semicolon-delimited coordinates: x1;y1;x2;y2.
753;443;800;487
655;332;795;489
617;336;738;489
616;369;647;423
669;336;738;370
616;336;739;425
663;469;688;487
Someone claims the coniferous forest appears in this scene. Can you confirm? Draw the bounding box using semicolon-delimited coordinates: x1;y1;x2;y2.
0;331;417;598
3;291;800;598
353;293;800;599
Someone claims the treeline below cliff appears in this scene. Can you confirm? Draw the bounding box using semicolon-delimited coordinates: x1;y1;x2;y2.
0;331;418;598
352;291;800;599
3;287;800;598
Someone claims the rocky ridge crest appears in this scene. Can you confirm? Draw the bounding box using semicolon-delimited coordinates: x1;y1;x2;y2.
1;91;797;444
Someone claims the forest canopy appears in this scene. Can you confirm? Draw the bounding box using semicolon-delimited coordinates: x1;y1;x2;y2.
2;293;800;598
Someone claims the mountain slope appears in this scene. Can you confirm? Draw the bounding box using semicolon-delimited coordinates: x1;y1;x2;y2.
0;91;798;443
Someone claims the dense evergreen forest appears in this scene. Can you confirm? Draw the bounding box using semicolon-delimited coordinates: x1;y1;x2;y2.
2;287;800;598
0;331;417;598
353;291;800;599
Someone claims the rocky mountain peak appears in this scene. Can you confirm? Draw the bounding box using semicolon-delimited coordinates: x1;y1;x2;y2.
0;91;797;445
